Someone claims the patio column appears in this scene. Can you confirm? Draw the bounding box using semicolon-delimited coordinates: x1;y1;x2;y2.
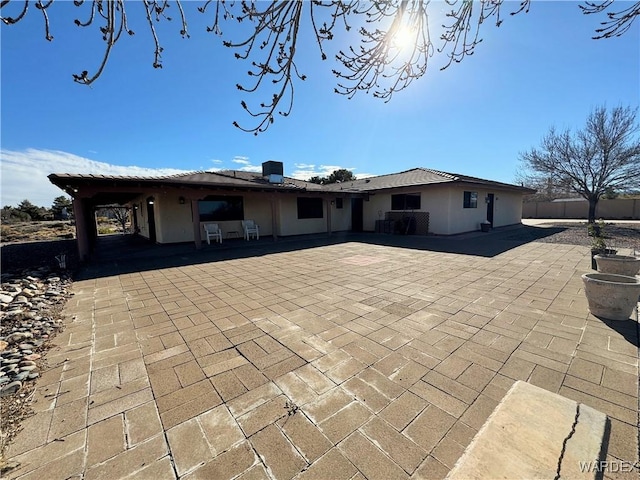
326;198;332;236
192;199;202;249
72;197;91;262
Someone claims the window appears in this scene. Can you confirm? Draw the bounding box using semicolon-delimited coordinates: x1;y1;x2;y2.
199;196;244;221
335;198;343;209
463;191;478;208
297;197;323;219
391;193;421;210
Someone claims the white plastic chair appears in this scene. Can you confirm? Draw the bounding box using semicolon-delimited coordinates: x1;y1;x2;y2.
203;223;223;244
241;220;259;240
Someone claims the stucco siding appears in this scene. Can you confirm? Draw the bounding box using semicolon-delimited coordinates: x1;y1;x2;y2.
363;187;454;235
329;197;352;232
364;185;522;235
277;195;329;236
156;195;195;243
363;194;388;232
492;191;523;227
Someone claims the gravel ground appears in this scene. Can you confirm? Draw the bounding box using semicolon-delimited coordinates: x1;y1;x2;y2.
528;222;640;251
1;239;79;281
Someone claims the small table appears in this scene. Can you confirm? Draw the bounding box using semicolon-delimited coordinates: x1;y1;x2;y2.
226;230;240;239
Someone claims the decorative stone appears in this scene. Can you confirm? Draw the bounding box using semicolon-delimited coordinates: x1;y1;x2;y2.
0;340;8;351
0;380;22;397
0;294;13;303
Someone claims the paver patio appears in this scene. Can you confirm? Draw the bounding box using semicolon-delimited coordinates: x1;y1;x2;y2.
5;229;639;479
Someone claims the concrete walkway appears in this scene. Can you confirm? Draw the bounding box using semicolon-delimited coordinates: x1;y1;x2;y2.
6;229;639;479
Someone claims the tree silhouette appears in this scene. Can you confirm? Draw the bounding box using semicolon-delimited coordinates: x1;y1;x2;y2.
308;168;355;184
518;105;640;224
51;195;72;219
2;1;638;134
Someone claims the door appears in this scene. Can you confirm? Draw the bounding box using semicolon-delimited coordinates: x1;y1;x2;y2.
147;198;157;243
486;193;495;226
351;198;363;232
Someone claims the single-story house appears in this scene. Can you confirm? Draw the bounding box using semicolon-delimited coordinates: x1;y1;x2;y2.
48;162;535;261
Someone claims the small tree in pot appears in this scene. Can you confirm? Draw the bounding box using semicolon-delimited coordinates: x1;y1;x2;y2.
588;220;617;270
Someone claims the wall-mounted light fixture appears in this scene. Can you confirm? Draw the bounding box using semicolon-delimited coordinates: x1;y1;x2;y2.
179;196;186;205
148;197;155;205
330;200;335;206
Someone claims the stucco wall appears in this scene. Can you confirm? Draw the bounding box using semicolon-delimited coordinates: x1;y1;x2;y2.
277;195;329;236
491;191;524;227
330;196;352;232
155;195;195;244
133;186;526;244
361;186;524;235
523;198;640;220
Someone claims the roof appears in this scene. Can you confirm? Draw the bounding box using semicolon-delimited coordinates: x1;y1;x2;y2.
321;168;536;194
48;170;324;195
48;167;535;202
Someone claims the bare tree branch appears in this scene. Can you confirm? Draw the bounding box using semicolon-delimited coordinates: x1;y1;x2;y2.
580;0;640;38
519;105;640;223
1;0;638;134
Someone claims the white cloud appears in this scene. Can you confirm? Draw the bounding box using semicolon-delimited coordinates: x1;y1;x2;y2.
293;163;316;170
230;155;262;173
0;148;190;208
237;165;262;173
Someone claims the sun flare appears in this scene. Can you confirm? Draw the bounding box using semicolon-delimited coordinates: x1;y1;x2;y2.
390;24;415;51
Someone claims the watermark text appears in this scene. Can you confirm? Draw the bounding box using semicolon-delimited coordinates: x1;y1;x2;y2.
579;461;639;473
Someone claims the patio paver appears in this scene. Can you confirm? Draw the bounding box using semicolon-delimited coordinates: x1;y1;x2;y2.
5;233;639;479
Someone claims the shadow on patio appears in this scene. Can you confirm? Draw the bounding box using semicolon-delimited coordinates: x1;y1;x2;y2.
74;224;568;281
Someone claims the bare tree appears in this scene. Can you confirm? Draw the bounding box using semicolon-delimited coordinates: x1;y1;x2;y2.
518;105;640;223
109;207;130;234
1;1;638;134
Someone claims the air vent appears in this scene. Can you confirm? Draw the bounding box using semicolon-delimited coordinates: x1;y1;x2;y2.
262;161;283;177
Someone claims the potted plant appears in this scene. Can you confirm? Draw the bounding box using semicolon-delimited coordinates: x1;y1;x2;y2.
588;219;617;270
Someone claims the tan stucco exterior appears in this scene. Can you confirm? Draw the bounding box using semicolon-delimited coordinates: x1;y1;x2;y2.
50;168;531;259
131;186;526;244
362;186;524;236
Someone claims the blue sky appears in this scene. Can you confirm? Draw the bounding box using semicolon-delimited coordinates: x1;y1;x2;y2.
1;1;638;207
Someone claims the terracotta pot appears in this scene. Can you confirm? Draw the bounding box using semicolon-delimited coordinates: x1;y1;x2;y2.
594;254;640;277
581;273;640;321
